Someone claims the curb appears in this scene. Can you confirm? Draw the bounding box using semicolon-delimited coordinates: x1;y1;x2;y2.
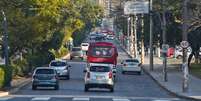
0;78;31;97
142;67;199;101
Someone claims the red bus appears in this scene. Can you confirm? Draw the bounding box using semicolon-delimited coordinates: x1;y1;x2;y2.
87;42;118;66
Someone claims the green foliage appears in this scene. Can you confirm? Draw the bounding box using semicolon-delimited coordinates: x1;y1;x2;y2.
0;67;5;88
0;65;12;88
11;58;29;76
50;46;68;58
0;0;103;76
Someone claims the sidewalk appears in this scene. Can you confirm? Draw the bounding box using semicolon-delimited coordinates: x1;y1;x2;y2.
116;40;201;100
143;56;201;100
0;77;31;97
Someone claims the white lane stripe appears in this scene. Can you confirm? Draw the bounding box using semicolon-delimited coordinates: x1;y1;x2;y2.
0;97;13;100
31;97;50;101
113;98;130;101
73;97;89;101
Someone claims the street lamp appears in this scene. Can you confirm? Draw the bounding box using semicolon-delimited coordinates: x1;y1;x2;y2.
1;10;10;87
149;0;154;71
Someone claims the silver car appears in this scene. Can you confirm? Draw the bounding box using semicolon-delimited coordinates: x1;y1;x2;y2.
49;59;71;80
84;65;114;92
121;58;142;75
70;47;84;60
32;67;59;90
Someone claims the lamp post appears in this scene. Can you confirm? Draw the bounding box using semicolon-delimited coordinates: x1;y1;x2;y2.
182;0;189;93
149;0;154;71
1;10;10;87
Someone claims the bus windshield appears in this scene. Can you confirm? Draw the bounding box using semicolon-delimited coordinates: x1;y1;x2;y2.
91;46;114;57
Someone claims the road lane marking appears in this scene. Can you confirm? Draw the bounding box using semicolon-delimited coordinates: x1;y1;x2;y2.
31;97;50;101
0;97;13;100
153;100;171;101
73;97;89;101
113;98;130;101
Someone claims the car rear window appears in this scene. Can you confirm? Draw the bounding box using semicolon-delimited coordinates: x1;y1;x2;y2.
90;66;110;72
82;44;88;46
125;59;139;63
91;46;114;57
35;69;54;74
72;48;81;51
50;61;66;67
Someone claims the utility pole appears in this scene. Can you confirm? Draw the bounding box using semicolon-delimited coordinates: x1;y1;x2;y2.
127;17;131;53
130;16;134;58
149;0;154;71
134;15;138;58
162;0;167;82
182;0;189;93
141;14;145;64
1;10;10;87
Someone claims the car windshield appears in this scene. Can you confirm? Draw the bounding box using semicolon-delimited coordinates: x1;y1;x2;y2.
50;61;66;67
90;66;110;72
125;59;139;63
91;46;114;57
72;48;81;51
35;69;54;74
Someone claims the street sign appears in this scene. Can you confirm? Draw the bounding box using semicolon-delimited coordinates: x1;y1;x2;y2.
180;41;189;48
162;44;169;53
124;1;149;15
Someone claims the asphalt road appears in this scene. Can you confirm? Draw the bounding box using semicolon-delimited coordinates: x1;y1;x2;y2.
0;40;190;101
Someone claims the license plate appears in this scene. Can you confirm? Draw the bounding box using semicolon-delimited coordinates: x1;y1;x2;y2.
96;76;104;80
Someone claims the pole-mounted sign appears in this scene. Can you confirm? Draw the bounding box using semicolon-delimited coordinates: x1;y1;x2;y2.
180;41;189;49
124;1;149;15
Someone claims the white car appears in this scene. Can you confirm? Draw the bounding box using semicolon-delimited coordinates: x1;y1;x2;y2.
81;42;89;51
49;59;71;80
175;46;192;59
84;64;114;92
121;58;142;75
107;35;114;40
86;63;117;78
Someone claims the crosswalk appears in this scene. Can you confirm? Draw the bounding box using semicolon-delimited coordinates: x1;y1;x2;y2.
0;96;180;101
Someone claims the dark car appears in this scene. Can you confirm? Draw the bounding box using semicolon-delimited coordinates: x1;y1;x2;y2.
70;47;84;60
32;67;59;90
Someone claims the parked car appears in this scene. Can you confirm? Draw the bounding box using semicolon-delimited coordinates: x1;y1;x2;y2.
175;46;192;59
121;58;142;75
32;67;59;90
84;65;114;92
107;35;114;40
81;42;89;51
70;47;84;60
49;59;70;80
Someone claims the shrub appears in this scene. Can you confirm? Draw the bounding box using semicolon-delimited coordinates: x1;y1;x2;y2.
50;46;68;58
0;65;12;89
0;67;5;88
11;58;29;76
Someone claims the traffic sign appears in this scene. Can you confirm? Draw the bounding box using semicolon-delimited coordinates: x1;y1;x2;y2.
124;1;149;15
162;44;169;53
180;41;189;48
